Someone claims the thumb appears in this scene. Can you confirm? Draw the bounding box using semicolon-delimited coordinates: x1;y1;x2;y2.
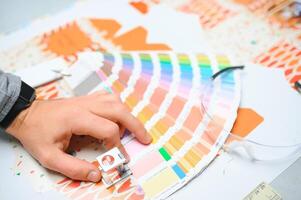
40;148;101;182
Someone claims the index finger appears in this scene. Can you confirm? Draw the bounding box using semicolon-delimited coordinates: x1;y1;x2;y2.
89;95;152;144
93;104;152;144
118;110;152;144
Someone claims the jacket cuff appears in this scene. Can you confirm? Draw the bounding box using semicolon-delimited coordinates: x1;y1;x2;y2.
0;73;21;122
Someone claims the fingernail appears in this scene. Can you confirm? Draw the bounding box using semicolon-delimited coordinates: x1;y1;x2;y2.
145;133;152;143
87;170;101;182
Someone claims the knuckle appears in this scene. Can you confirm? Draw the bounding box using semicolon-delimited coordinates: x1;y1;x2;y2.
109;94;122;103
114;102;126;112
105;122;120;136
67;107;84;125
106;95;125;112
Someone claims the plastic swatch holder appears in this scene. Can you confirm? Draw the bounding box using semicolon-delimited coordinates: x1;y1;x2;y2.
96;147;132;188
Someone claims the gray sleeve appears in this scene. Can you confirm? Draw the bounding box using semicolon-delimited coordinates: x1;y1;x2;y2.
0;70;21;122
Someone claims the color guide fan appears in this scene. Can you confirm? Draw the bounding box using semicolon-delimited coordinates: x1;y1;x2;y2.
65;51;241;199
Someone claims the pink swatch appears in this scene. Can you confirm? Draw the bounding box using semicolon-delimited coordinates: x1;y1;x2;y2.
131;150;164;179
125;139;148;159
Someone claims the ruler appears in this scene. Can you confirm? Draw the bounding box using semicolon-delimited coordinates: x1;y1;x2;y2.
243;182;282;200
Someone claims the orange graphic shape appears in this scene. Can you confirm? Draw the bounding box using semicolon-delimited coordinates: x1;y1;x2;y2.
130;1;149;14
90;19;171;50
230;108;264;138
40;22;96;61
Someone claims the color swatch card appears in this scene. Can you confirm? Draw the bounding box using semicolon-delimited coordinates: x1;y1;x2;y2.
1;0;300;199
61;51;242;199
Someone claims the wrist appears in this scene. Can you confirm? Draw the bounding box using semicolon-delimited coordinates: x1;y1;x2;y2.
1;81;36;133
6;103;31;137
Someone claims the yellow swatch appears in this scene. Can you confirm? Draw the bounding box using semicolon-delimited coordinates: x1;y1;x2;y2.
137;112;148;124
149;128;161;143
164;143;176;155
142;167;179;198
178;157;192;172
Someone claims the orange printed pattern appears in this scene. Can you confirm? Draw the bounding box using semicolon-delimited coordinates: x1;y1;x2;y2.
90;19;170;50
40;22;98;62
178;0;235;29
0;18;170;71
56;161;144;199
129;0;234;29
35;82;61;100
255;41;301;89
233;0;283;12
42;18;170;60
234;0;301;29
56;176;144;200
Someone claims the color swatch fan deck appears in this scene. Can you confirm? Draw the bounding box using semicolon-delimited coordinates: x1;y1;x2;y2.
64;51;241;199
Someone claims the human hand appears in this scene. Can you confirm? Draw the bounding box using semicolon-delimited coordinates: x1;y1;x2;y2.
6;91;152;182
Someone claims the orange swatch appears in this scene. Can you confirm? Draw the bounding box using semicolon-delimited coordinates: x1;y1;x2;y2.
229;108;264;142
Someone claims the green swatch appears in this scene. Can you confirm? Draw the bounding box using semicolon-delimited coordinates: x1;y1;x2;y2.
159;147;171;161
